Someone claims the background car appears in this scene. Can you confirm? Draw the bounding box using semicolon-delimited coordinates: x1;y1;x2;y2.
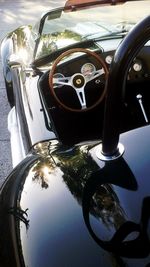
0;0;150;266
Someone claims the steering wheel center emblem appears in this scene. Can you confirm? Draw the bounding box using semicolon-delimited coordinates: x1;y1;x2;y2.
76;79;82;85
72;74;85;88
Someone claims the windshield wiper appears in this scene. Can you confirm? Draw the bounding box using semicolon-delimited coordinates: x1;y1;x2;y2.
84;30;128;40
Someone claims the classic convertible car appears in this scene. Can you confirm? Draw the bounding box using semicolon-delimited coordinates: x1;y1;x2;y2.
0;0;150;266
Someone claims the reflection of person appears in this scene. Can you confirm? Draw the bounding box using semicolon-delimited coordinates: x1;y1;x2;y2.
92;184;126;231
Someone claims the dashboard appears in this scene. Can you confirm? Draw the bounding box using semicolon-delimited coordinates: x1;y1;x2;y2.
52;40;150;88
99;39;150;83
39;39;150;144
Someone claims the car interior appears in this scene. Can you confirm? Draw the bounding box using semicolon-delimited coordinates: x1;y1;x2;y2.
38;43;150;145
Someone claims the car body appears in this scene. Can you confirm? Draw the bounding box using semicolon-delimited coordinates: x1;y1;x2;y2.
0;0;150;266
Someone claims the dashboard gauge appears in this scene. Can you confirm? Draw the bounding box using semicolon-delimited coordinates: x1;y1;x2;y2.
133;61;142;72
105;55;113;65
53;73;65;88
81;63;96;77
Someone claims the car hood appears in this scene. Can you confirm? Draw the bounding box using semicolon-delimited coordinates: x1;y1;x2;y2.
0;126;150;266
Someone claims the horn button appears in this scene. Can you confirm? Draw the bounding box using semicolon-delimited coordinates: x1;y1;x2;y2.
72;74;85;88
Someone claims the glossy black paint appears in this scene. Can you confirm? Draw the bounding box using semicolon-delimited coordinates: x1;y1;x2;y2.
0;125;150;267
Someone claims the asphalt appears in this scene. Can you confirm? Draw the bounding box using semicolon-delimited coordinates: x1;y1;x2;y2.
0;0;65;186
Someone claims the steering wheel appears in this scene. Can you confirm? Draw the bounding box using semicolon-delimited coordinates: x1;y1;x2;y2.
49;48;108;112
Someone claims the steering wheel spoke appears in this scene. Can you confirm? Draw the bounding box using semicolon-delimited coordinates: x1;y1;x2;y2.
85;68;105;83
53;76;71;87
74;87;87;110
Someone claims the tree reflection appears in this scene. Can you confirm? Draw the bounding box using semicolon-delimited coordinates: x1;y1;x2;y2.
54;143;99;205
33;141;99;194
12;26;33;63
36;29;81;58
51;145;130;235
33;141;129;229
31;142;57;189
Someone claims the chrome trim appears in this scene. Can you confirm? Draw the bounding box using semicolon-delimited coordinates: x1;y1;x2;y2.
96;143;124;161
136;94;148;123
8;107;26;167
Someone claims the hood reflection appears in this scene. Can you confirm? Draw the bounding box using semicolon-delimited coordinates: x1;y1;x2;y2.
82;158;150;259
5;140;149;266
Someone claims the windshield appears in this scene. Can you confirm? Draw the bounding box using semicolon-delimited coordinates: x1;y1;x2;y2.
34;0;150;60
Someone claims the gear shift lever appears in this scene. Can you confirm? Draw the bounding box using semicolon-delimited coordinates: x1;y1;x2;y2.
136;94;148;123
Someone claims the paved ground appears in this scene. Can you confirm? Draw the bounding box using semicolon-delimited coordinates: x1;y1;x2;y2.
0;0;65;186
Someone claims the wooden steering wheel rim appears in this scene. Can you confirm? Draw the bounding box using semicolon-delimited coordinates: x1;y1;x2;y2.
49;48;108;112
